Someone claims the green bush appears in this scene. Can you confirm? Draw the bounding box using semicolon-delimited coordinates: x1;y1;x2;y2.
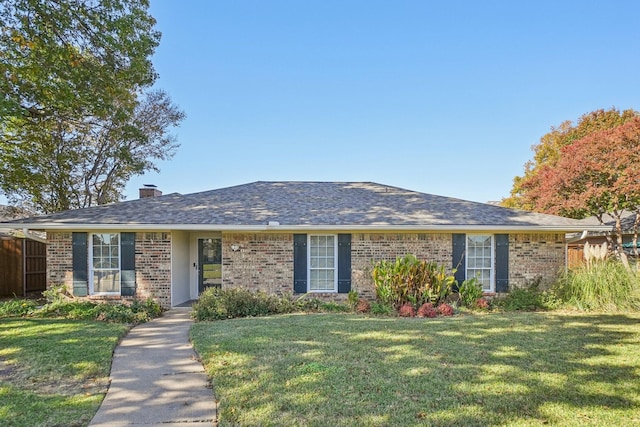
320;301;351;313
0;299;37;317
494;280;550;311
192;288;341;321
35;298;162;324
371;254;455;308
554;260;640;311
370;301;394;315
41;284;69;303
458;277;484;308
192;288;280;321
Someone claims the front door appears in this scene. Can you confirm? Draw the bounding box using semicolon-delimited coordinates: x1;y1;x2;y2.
198;238;222;293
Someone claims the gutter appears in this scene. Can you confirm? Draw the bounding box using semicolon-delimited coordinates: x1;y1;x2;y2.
22;228;47;243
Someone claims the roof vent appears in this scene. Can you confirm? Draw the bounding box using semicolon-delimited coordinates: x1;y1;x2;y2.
139;184;162;199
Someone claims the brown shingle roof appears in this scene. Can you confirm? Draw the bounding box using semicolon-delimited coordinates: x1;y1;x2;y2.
0;181;608;232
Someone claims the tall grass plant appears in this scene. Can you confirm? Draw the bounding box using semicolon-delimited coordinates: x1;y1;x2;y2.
555;259;640;311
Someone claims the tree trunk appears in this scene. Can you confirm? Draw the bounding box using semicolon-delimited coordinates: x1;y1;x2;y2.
614;215;632;271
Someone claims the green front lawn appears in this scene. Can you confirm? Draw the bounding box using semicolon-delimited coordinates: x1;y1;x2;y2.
0;318;128;427
191;312;640;426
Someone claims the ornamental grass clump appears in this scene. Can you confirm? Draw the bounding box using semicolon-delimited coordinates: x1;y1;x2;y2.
555;259;640;311
371;254;456;309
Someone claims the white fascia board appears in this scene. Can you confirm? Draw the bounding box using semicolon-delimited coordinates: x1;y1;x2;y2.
9;222;613;233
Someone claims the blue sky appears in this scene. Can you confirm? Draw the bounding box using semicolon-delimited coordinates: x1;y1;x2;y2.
122;1;637;203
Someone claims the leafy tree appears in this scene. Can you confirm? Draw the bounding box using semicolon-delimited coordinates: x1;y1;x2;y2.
0;0;159;120
0;0;184;213
0;90;184;213
528;117;640;267
502;108;638;210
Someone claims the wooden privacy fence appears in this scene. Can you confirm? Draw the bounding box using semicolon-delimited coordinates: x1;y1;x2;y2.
0;236;46;297
567;246;586;269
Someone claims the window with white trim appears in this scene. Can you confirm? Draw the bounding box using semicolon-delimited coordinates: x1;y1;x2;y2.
90;233;121;294
308;235;337;292
466;235;494;291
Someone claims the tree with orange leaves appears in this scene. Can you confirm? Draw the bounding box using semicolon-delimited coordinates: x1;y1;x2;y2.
528;117;640;266
502;108;638;210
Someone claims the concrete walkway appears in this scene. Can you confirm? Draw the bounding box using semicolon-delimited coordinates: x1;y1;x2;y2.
90;308;216;426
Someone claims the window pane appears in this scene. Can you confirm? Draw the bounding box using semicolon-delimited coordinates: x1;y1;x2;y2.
308;235;336;292
94;271;120;293
466;235;492;291
92;233;120;293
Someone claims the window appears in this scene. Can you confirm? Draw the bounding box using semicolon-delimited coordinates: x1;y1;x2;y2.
308;235;337;292
466;235;494;291
91;233;121;294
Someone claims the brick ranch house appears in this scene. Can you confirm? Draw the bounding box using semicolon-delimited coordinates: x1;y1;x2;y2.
1;181;608;309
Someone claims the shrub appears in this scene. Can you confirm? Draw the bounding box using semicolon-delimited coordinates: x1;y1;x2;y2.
37;300;97;318
554;259;640;311
192;288;279;321
319;301;351;313
475;298;490;310
35;298;162;324
398;303;415;317
192;288;332;321
494;281;547;311
437;303;454;316
347;290;359;309
417;302;437;318
0;299;37;317
355;298;371;314
41;284;71;304
370;301;393;315
372;255;455;308
131;298;163;319
458;277;484;308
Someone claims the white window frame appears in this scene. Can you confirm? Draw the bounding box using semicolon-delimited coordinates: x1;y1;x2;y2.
89;233;121;295
465;234;494;292
307;234;338;293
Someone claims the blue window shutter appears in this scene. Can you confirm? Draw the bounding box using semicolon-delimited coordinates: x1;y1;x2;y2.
495;234;509;292
293;234;307;293
72;232;88;297
452;234;466;290
120;232;136;296
337;234;351;293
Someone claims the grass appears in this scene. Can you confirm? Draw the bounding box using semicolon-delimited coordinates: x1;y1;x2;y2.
0;318;128;427
556;260;640;311
191;312;640;426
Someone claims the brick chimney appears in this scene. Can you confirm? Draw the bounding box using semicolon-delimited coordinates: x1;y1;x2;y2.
139;184;162;199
